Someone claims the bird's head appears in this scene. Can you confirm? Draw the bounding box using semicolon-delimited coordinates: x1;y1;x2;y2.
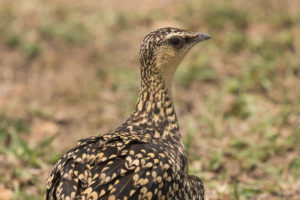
139;27;211;89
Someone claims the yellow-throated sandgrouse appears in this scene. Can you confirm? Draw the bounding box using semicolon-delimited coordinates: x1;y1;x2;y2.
46;27;211;200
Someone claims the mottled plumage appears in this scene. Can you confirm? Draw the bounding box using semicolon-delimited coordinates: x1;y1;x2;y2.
46;27;210;200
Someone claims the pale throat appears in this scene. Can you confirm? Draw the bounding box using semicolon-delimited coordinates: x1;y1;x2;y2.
156;50;187;95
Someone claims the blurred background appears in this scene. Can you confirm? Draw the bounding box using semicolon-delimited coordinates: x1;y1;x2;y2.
0;0;299;199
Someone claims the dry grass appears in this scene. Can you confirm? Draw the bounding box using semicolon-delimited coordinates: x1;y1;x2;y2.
0;0;299;199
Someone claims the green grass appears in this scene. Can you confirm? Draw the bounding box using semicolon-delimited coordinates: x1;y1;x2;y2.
0;116;60;199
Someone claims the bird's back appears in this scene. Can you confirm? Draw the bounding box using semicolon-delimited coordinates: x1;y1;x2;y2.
46;130;198;200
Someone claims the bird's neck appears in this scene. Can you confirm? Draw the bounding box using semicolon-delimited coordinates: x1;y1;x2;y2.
125;73;180;139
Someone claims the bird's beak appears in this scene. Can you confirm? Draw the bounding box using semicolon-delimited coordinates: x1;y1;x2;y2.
195;32;211;43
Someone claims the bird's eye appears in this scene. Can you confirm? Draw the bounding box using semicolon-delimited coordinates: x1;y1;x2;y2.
168;37;183;48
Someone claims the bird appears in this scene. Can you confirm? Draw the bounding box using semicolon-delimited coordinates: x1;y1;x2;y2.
46;27;211;200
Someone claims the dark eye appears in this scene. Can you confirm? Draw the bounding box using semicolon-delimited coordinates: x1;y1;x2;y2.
168;37;183;48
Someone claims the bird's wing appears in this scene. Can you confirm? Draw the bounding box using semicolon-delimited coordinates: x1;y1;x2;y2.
46;136;102;200
46;134;175;200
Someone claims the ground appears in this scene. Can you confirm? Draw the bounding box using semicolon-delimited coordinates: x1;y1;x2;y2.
0;0;299;199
